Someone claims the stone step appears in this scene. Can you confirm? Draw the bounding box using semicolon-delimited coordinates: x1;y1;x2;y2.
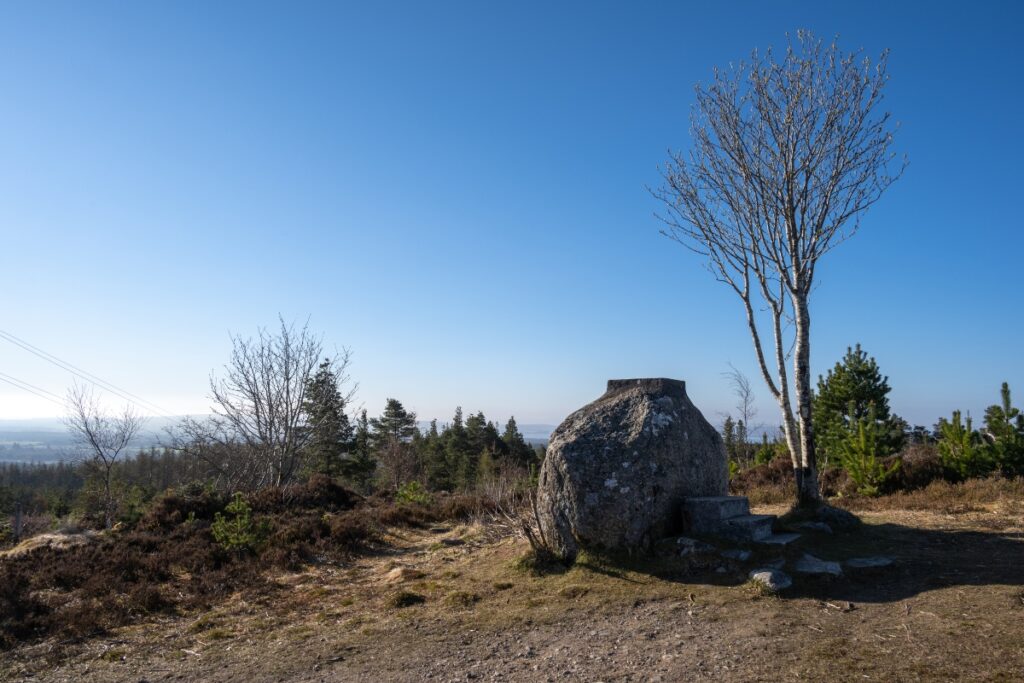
682;496;751;533
757;532;802;546
722;513;775;542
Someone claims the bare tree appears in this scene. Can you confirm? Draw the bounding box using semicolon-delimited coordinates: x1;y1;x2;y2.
724;364;757;463
376;437;420;491
64;383;145;528
724;363;757;430
172;318;349;491
654;31;905;505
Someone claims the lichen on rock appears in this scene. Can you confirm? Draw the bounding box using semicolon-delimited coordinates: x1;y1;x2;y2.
536;378;727;562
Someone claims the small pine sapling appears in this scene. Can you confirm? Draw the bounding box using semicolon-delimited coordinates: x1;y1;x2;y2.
212;493;268;553
838;403;900;497
937;411;992;480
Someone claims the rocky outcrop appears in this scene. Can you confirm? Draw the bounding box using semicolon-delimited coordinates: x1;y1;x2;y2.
536;378;727;561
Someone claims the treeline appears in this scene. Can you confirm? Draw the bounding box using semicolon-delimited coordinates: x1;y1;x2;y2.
725;344;1024;497
0;321;552;541
0;398;542;537
292;388;543;497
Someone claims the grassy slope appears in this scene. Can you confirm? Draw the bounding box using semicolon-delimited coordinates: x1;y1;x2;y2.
2;497;1022;682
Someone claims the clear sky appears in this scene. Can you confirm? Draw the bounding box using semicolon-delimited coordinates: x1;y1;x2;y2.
1;1;1021;431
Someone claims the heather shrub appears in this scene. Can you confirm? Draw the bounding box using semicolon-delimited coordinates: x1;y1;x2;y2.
140;482;225;531
729;455;793;504
890;444;945;491
249;473;359;514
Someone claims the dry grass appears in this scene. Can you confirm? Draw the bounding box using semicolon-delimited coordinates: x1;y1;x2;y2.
3;500;1024;682
3;472;1023;682
835;476;1024;513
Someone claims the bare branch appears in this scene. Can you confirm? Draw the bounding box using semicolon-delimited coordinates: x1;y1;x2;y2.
654;31;904;503
64;382;145;528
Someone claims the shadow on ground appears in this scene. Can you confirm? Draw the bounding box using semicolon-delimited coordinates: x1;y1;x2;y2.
573;519;1024;604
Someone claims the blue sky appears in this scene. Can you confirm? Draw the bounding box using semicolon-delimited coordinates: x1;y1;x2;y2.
0;1;1021;430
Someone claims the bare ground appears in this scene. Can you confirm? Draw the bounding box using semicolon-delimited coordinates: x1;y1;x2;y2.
3;502;1022;683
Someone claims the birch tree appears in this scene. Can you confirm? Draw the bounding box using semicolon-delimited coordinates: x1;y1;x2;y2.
65;383;144;528
173;319;348;491
654;31;905;505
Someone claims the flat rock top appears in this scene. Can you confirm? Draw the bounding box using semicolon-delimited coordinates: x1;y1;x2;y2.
605;378;687;397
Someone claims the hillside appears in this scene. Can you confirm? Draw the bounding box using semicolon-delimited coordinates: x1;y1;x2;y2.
2;486;1022;682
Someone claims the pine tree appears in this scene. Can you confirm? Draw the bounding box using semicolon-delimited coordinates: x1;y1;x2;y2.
443;407;473;490
937;411;991;480
837;402;900;496
421;419;451;490
501;416;535;468
813;344;905;465
369;399;419;451
302;360;354;478
983;382;1024;476
345;409;376;492
465;411;487;455
721;416;737;461
735;419;752;464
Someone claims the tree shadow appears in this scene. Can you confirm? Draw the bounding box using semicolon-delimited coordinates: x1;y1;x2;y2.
595;520;1024;604
779;522;1024;603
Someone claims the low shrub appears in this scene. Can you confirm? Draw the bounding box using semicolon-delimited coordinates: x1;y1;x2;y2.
248;474;359;514
386;590;425;608
889;444;945;492
818;466;852;498
435;493;497;520
326;510;378;547
513;547;567;576
729;456;793;505
0;476;502;650
139;483;226;531
444;591;480;607
0;521;268;649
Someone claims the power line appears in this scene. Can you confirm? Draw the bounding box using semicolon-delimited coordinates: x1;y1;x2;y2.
0;371;65;403
0;329;175;417
0;328;171;415
0;373;66;407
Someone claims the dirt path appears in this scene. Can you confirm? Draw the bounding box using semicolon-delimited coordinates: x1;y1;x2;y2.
4;508;1023;682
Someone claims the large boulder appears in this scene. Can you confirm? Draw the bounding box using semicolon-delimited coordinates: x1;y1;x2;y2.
536;378;727;561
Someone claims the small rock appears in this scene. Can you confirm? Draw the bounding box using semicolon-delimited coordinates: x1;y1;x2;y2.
383;566;425;583
794;553;842;576
795;521;833;534
845;556;895;569
720;549;752;561
748;569;792;591
714;566;727;574
441;538;465;547
678;538;715;556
